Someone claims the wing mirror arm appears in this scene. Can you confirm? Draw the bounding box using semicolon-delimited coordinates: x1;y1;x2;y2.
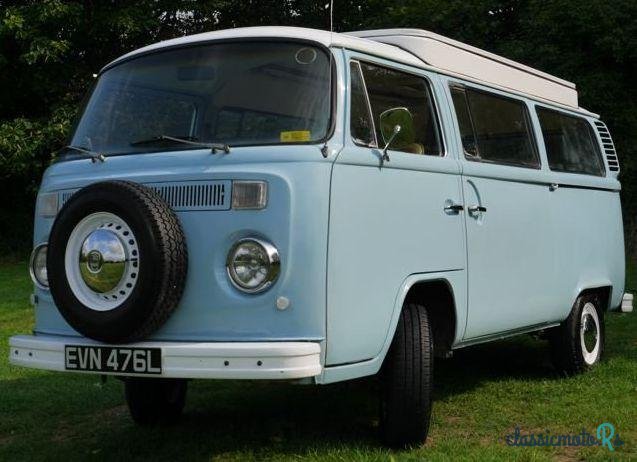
381;124;401;164
378;107;413;167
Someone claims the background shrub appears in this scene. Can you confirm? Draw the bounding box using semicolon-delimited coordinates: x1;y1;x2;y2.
1;0;634;259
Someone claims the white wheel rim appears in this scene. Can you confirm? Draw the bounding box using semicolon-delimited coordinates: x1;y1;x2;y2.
64;212;140;312
580;302;601;365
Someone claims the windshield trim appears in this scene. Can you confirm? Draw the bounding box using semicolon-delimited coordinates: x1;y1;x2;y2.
100;37;329;74
60;38;336;161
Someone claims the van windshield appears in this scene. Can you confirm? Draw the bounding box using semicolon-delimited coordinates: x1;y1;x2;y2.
69;41;332;156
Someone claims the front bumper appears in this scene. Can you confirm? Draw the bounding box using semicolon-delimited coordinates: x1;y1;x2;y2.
9;334;322;380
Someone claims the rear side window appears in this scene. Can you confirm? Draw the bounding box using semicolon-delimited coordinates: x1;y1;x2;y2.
536;108;605;176
450;86;539;168
353;61;442;155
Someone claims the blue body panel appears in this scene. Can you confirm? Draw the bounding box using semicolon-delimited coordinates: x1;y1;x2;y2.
325;51;467;366
442;77;624;340
34;148;334;345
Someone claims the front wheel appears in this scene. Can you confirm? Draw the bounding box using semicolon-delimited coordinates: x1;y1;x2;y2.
549;293;605;376
380;302;434;447
124;377;188;424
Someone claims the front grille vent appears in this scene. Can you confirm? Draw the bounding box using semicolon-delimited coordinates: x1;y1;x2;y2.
59;181;231;211
594;121;619;173
149;181;231;211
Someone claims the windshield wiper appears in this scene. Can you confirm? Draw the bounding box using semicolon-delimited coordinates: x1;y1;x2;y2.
131;135;230;154
59;145;105;163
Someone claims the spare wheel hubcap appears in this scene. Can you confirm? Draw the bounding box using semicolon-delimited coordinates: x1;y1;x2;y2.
65;212;140;311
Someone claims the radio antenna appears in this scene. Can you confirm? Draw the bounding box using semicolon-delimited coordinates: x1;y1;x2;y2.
329;0;334;34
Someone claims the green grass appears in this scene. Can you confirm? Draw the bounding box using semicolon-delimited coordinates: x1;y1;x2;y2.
1;261;635;461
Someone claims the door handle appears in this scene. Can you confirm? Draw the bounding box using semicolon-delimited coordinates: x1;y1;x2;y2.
468;205;487;215
444;203;464;214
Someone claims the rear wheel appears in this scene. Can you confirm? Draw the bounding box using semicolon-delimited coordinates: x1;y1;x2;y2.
124;377;188;424
549;293;605;375
380;302;434;447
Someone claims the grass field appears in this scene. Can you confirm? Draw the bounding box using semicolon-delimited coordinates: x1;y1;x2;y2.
1;261;635;461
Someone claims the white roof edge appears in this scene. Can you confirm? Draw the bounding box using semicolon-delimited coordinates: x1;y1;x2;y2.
101;26;423;72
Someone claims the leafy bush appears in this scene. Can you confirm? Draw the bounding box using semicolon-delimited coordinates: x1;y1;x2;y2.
0;1;635;258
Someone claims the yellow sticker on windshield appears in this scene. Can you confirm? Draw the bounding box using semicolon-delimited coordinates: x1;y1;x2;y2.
280;130;311;143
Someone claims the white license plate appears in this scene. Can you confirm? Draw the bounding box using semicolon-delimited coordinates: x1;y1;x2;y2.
65;345;162;374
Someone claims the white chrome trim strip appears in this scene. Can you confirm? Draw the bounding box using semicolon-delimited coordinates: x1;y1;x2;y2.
9;335;322;380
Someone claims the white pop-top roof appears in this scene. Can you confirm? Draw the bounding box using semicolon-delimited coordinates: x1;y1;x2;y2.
348;29;579;109
104;26;583;112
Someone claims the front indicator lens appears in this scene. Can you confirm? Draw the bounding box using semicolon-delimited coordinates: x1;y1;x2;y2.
226;238;280;293
29;244;49;289
232;181;267;210
36;192;59;217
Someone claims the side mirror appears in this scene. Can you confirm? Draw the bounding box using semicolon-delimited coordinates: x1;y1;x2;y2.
379;107;415;162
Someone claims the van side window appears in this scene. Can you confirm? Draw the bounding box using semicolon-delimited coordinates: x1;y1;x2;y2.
450;86;539;168
350;62;377;147
358;62;442;155
536;108;605;176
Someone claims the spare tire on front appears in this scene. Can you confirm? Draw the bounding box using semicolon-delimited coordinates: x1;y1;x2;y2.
47;180;188;343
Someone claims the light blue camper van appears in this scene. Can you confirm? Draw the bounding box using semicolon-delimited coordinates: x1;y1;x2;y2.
10;27;632;446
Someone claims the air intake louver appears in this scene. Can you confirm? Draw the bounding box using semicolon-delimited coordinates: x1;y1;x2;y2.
59;181;231;211
149;181;231;211
594;121;619;173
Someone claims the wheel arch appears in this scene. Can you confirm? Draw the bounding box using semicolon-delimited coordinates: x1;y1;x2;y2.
403;279;458;358
572;282;613;314
320;271;465;384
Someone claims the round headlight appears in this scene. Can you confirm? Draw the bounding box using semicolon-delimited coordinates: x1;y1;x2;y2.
226;238;280;293
29;243;49;289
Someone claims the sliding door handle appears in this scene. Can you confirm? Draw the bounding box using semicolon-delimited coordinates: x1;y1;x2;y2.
444;203;464;213
468;205;487;215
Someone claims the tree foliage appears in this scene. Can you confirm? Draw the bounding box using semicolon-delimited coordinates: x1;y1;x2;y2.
0;0;635;257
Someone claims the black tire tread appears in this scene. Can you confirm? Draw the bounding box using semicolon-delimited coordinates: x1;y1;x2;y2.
109;181;188;341
381;302;433;447
125;377;187;425
549;293;604;376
